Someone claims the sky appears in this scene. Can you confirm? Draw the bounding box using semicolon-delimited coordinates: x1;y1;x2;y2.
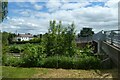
0;0;119;34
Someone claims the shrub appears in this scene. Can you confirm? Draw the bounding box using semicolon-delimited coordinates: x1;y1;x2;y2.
75;56;101;69
43;56;58;68
80;44;94;56
58;56;73;69
2;54;22;67
43;55;101;69
20;44;46;67
9;45;23;53
2;46;9;55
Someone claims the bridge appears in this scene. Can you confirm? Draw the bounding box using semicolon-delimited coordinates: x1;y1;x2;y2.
76;30;120;68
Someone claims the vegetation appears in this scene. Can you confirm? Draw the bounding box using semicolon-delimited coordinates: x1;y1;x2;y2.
43;20;76;56
2;20;101;69
0;0;8;22
2;32;16;46
78;28;94;37
2;66;39;78
43;55;101;69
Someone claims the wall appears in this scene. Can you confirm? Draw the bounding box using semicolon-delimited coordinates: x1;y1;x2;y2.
101;41;120;67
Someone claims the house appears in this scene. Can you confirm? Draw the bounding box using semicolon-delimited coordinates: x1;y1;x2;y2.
15;33;33;41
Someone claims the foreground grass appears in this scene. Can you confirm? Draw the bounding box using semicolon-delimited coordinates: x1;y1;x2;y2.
2;66;39;78
2;66;117;78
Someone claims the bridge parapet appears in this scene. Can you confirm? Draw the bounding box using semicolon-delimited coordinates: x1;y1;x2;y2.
104;30;120;48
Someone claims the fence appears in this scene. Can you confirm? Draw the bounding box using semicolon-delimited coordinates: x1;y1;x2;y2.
104;30;120;48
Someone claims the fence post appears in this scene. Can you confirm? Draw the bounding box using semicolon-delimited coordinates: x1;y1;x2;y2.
111;31;114;45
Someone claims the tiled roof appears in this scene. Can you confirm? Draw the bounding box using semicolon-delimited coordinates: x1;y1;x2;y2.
17;34;33;38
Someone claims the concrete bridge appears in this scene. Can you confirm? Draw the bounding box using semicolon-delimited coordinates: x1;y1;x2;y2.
76;30;120;67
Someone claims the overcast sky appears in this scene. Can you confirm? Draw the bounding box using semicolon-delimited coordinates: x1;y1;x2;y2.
0;0;119;34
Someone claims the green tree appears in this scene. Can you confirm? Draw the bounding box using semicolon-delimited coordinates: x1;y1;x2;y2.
2;32;16;45
66;23;76;56
2;31;9;46
78;28;94;37
44;20;77;56
8;33;16;44
0;0;8;22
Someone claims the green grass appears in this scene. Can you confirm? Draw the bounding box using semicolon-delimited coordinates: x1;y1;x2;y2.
2;66;41;78
2;66;50;78
2;66;117;78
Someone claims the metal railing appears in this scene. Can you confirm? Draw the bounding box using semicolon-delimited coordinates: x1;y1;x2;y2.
76;30;120;47
76;30;105;43
104;30;120;48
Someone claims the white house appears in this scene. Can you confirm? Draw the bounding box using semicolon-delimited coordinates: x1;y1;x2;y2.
15;33;33;41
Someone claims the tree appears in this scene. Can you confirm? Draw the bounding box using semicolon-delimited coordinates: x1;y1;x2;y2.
18;38;21;42
78;28;94;37
8;33;16;44
2;32;16;45
2;31;9;46
43;20;77;56
0;0;8;22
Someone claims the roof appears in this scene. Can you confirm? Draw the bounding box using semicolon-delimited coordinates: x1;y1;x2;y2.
17;33;33;38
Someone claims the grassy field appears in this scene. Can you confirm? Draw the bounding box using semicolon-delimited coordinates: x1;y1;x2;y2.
2;66;118;78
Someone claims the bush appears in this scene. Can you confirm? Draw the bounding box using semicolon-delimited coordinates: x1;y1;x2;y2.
2;52;101;69
43;56;58;68
2;46;9;54
43;55;101;69
9;45;24;53
2;54;22;67
75;56;101;69
20;44;46;67
43;56;73;69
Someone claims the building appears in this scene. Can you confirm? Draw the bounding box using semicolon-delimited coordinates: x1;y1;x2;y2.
15;33;33;41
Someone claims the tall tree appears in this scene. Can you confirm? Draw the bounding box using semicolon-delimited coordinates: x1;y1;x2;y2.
44;20;76;56
0;0;8;22
2;31;9;46
78;28;94;37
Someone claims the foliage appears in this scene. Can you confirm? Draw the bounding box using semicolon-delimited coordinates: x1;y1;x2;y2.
2;32;16;46
9;45;23;53
43;55;101;69
2;54;22;67
2;20;102;69
78;28;94;37
43;20;77;56
20;44;46;67
0;1;8;22
29;38;41;43
2;31;9;46
8;33;16;44
80;44;94;56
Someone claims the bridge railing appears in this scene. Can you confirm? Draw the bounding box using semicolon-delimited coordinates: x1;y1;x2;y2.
104;30;120;48
76;30;105;43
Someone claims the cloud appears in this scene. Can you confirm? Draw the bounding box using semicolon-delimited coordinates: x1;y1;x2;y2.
34;4;43;10
105;0;119;8
1;0;118;34
1;16;49;34
46;0;62;12
30;2;43;10
61;2;90;10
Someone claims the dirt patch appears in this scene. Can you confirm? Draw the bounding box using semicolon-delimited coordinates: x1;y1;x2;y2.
33;68;117;78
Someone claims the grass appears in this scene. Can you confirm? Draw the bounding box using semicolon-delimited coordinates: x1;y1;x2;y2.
2;66;39;78
2;66;118;78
